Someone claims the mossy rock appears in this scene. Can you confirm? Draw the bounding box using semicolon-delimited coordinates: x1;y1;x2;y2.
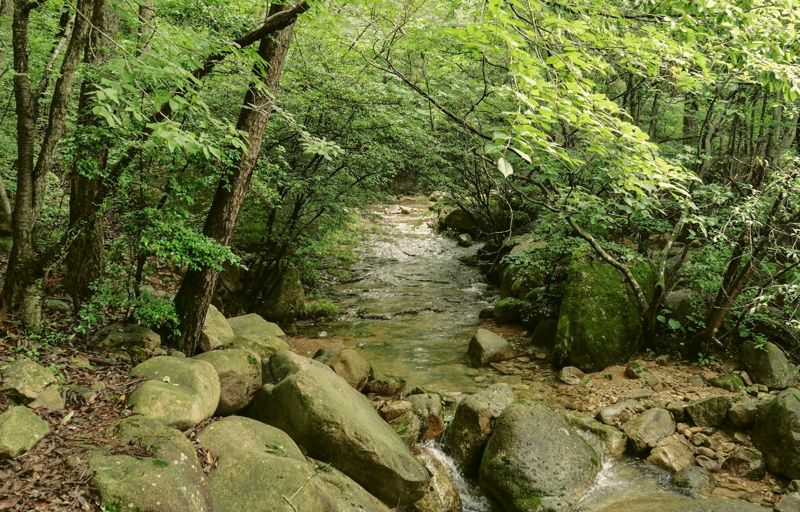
493;298;526;325
752;388;800;478
554;245;655;372
0;406;50;458
195;349;262;415
226;314;288;359
0;357;57;404
200;304;235;352
709;373;746;393
256;265;305;322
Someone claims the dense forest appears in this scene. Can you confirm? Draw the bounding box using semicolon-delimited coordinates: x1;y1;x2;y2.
0;0;799;511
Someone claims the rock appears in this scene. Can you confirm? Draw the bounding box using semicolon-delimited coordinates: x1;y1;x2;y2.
789;480;800;492
564;413;627;458
695;446;716;459
695;455;719;472
625;360;648;379
480;402;601;511
559;366;585;385
684;395;731;427
390;410;423;447
442;383;514;476
0;357;57;403
626;387;654;400
655;354;671;366
200;304;235;352
739;341;797;389
457;234;473;247
710;373;746;393
429;191;446;202
94;323;161;352
598;400;638;426
530;319;558;348
0;406;49;458
721;447;765;480
593;498;765;512
752;389;800;478
442;209;476;234
402;448;461;512
478;308;494;319
364;375;406;396
324;349;371;392
196;349;261;415
91;416;211;511
407;394;444;441
621;408;675;454
671;466;714;492
553;246;654;371
776;493;800;512
227;313;289;359
246;352;429;505
28;385;64;411
663;289;696;325
729;398;759;429
647;434;694;473
492;298;524;324
468;329;515;367
129;356;221;429
380;400;414;422
256;265;305;322
44;298;71;314
667;401;686;422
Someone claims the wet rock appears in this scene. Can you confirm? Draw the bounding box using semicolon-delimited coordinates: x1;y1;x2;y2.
200;304;235;352
246;352;429;505
530;319;558;348
753;388;800;478
739;341;797;389
709;373;746;393
559;366;585;385
196;348;261;416
0;406;49;458
457;234;473;247
468;329;515;367
721;447;765;480
0;357;57;403
621;408;675;454
442;383;513;476
407;394;444;441
553;245;654;372
776;493;800;512
256;265;305;322
402;447;461;512
684;396;731;427
625;360;648;379
227;314;288;359
647;434;695;473
729;398;759;429
671;466;714;492
479;402;601;512
364;375;406;396
323;349;371;392
598;400;638;426
129;356;221;429
564;413;627;458
695;455;720;472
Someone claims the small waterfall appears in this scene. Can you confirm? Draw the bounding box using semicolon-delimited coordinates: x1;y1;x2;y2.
421;441;495;512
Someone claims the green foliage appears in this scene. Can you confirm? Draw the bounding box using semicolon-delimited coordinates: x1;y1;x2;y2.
302;298;341;321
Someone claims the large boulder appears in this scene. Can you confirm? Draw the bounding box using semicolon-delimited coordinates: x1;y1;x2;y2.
256;265;305;322
553;246;654;371
198;416;387;512
753;388;800;478
315;348;371;392
621;408;675;454
200;304;235;352
0;357;56;403
246;352;430;506
91;415;211;511
479;402;600;511
0;406;50;458
468;329;515;367
739;341;797;389
227;313;288;359
129;356;221;429
443;384;514;476
195;349;261;415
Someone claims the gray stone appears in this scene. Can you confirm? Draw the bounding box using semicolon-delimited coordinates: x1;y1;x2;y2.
195;348;261;415
564;412;627;458
739;341;797;389
598;400;638;426
559;366;585;385
380;400;414;422
0;406;49;458
729;398;759;429
200;304;235;352
776;493;800;512
667;401;686;422
721;447;765;480
442;209;476;233
0;357;57;403
479;402;601;512
684;395;731;427
647;434;694;473
468;329;515;367
442;384;514;476
695;454;719;472
671;466;714;492
752;388;800;478
621;408;675;454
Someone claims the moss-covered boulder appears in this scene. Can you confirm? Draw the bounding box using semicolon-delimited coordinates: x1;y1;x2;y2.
129;356;220;429
739;341;797;389
479;402;600;511
0;357;57;403
256;265;305;322
553;246;654;372
492;298;525;325
443;384;514;476
200;304;235;352
246;353;429;506
196;349;261;415
752;388;800;478
0;406;49;458
91;415;211;511
227;313;288;359
93;323;161;362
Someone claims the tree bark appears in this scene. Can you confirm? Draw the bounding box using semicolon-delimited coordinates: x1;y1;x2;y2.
173;2;298;354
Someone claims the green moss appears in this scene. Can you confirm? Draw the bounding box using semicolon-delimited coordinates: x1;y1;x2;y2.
494;297;526;324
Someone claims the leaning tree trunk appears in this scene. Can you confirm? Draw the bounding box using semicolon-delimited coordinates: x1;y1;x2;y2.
173;2;297;354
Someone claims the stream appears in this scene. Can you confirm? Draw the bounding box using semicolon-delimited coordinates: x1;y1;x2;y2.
298;198;761;511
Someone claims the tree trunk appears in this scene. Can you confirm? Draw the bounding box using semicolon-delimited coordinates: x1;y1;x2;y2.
173;2;298;354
